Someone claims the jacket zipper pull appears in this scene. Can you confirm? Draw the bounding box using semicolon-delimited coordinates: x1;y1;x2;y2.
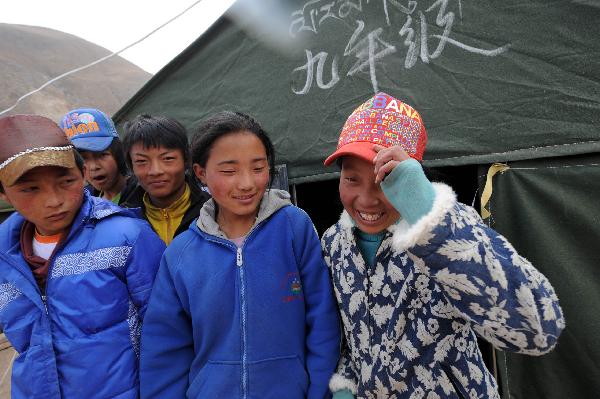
41;295;48;314
236;247;243;267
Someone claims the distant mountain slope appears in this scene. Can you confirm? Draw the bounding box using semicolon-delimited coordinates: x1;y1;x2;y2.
0;23;151;121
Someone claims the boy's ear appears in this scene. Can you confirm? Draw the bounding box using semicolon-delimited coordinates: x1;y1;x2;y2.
192;163;207;185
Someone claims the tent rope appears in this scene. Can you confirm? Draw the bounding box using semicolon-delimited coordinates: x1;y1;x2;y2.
480;163;510;220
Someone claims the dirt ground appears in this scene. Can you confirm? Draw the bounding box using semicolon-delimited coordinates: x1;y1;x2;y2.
0;334;15;397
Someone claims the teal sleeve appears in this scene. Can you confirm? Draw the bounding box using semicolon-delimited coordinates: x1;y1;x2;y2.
381;158;435;225
332;389;355;399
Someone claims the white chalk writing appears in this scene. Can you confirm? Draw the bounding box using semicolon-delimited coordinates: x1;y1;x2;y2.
292;50;340;94
290;0;510;95
344;20;396;93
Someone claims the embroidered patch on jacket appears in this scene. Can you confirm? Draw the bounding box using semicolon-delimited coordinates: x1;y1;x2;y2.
281;272;304;303
0;283;22;312
51;246;132;279
91;208;120;219
127;300;141;358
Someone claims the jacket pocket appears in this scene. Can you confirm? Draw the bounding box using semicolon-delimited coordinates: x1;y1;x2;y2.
248;355;309;399
186;360;241;399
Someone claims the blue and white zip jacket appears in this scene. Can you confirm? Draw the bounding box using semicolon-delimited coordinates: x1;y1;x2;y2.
322;183;565;399
140;189;340;399
0;192;165;399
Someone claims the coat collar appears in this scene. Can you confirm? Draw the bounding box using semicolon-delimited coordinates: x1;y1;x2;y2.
338;183;457;252
196;189;291;238
86;191;141;221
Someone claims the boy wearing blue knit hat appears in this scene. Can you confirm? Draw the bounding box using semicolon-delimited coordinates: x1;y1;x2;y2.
322;92;565;398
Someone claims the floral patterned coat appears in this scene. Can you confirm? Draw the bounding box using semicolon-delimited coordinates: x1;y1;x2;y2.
322;183;565;399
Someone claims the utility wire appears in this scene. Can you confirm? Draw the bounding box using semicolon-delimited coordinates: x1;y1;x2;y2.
0;0;204;116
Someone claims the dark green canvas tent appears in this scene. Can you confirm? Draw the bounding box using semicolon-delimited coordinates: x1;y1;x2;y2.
0;201;12;224
113;1;600;397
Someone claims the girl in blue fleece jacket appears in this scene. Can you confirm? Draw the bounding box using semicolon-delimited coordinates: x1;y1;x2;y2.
140;111;340;399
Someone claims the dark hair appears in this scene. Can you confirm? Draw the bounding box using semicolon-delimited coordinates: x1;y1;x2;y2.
122;114;190;170
74;149;85;172
0;149;84;193
191;111;276;184
77;138;128;176
108;138;128;176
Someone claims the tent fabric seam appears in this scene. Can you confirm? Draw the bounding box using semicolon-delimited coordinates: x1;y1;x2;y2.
509;163;600;170
426;139;600;162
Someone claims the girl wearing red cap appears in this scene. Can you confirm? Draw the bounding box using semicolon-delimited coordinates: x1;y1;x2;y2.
322;92;565;399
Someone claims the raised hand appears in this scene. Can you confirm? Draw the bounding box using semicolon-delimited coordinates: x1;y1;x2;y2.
372;144;411;184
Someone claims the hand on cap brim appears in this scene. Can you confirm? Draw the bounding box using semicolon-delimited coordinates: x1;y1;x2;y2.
373;144;411;184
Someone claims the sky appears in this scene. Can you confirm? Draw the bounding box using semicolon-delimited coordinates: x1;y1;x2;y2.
0;0;236;74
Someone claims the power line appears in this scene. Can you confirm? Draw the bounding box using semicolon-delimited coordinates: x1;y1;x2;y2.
0;0;204;116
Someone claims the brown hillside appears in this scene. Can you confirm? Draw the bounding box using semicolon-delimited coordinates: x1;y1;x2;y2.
0;23;151;122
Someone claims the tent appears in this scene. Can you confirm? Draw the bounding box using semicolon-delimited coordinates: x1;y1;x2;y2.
113;1;600;397
0;201;12;224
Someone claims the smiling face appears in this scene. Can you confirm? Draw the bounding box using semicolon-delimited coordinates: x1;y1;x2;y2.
194;131;270;237
339;156;400;234
0;166;84;236
129;144;187;208
80;150;124;195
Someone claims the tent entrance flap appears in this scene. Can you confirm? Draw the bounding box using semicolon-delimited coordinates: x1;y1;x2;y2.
479;154;600;399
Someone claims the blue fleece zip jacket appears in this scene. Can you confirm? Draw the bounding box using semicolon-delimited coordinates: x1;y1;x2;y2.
140;190;340;399
0;191;165;398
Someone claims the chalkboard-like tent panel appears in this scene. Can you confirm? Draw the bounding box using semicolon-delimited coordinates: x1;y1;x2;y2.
113;1;600;398
114;0;600;181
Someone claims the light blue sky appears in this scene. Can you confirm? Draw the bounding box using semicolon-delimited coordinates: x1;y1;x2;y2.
1;0;235;74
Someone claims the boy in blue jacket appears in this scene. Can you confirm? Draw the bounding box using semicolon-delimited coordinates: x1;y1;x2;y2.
0;115;165;398
322;93;565;398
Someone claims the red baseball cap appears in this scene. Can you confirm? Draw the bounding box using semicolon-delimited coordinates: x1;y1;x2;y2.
324;92;427;166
